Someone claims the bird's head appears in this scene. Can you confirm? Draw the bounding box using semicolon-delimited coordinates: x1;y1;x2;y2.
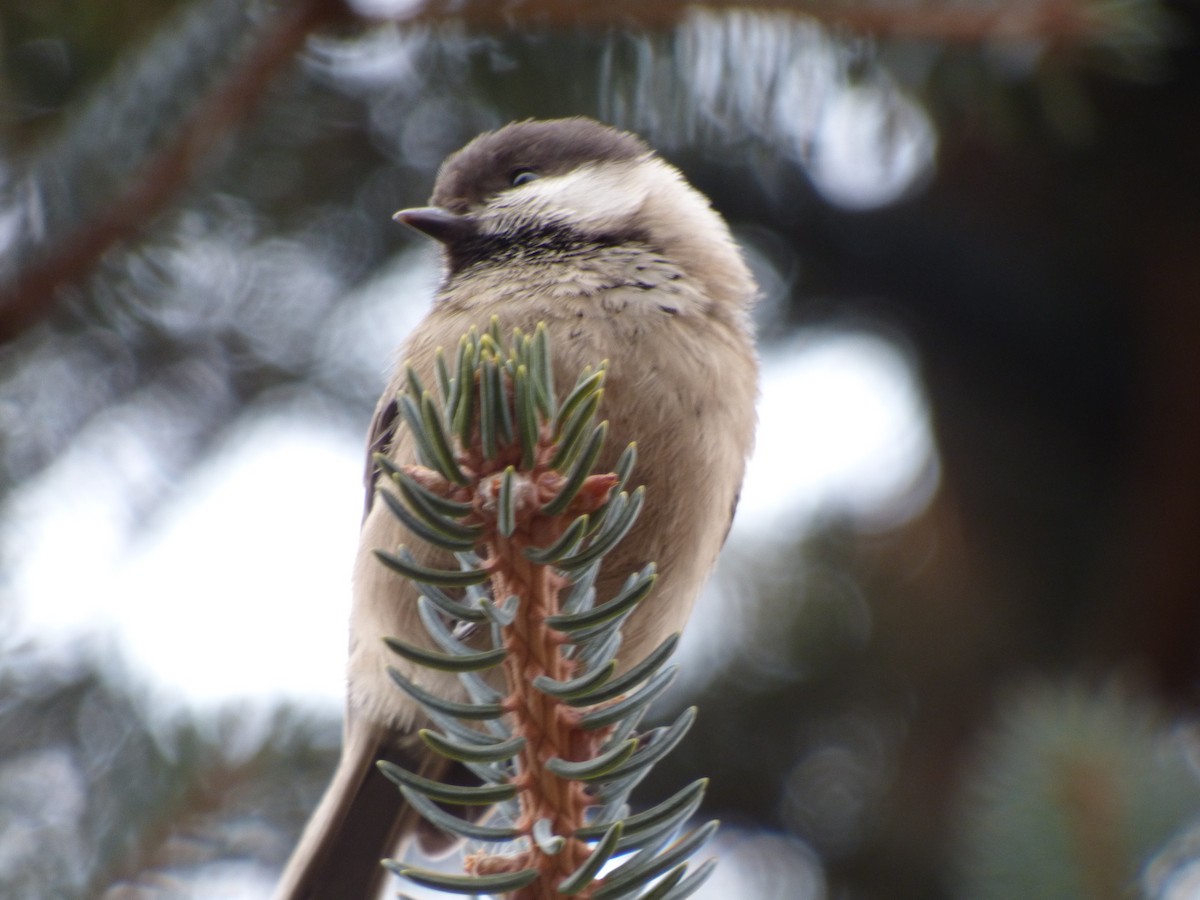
394;117;753;308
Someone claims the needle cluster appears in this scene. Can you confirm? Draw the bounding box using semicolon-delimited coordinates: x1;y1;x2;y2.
371;320;716;899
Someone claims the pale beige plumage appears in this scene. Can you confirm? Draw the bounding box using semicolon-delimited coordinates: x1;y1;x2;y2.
277;118;757;900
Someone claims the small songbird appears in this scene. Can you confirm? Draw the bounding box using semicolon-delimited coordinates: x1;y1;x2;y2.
276;117;758;899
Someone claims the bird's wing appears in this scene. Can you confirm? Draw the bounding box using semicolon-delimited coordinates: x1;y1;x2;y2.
362;393;400;521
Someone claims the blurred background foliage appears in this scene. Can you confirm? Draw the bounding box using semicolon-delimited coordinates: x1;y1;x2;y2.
1;0;1199;897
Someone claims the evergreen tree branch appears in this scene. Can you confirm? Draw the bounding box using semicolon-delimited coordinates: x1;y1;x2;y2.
373;322;716;898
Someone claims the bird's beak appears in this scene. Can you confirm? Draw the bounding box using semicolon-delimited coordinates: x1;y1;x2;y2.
392;206;478;244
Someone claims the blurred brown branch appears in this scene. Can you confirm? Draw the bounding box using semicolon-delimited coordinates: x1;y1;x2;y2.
0;0;1135;345
0;0;349;344
97;757;263;900
360;0;1117;42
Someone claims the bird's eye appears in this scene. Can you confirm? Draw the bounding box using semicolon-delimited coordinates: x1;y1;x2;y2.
510;168;540;187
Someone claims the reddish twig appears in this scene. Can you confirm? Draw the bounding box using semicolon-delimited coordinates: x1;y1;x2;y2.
461;464;615;896
407;389;619;896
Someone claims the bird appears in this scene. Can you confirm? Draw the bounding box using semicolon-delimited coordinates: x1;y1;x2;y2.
275;116;758;900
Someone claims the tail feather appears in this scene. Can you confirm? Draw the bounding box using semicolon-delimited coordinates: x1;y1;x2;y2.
274;721;445;900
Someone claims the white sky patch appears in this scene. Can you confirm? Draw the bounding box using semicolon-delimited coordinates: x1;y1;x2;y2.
108;415;362;708
697;828;826;899
5;413;362;710
807;81;936;210
737;328;938;536
343;0;426;19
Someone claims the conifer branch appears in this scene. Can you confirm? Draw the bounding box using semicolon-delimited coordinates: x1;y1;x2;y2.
373;321;716;898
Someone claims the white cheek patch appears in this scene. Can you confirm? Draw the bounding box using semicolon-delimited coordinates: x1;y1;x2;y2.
503;160;652;233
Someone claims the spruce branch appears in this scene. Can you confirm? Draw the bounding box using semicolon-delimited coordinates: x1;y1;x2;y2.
373;321;716;899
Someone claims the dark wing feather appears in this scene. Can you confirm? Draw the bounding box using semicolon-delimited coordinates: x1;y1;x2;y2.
720;488;741;549
363;395;399;521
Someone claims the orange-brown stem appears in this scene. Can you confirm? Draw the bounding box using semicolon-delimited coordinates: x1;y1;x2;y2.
429;410;617;896
483;522;599;898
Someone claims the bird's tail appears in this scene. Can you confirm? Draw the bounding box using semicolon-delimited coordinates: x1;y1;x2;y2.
274;719;446;900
